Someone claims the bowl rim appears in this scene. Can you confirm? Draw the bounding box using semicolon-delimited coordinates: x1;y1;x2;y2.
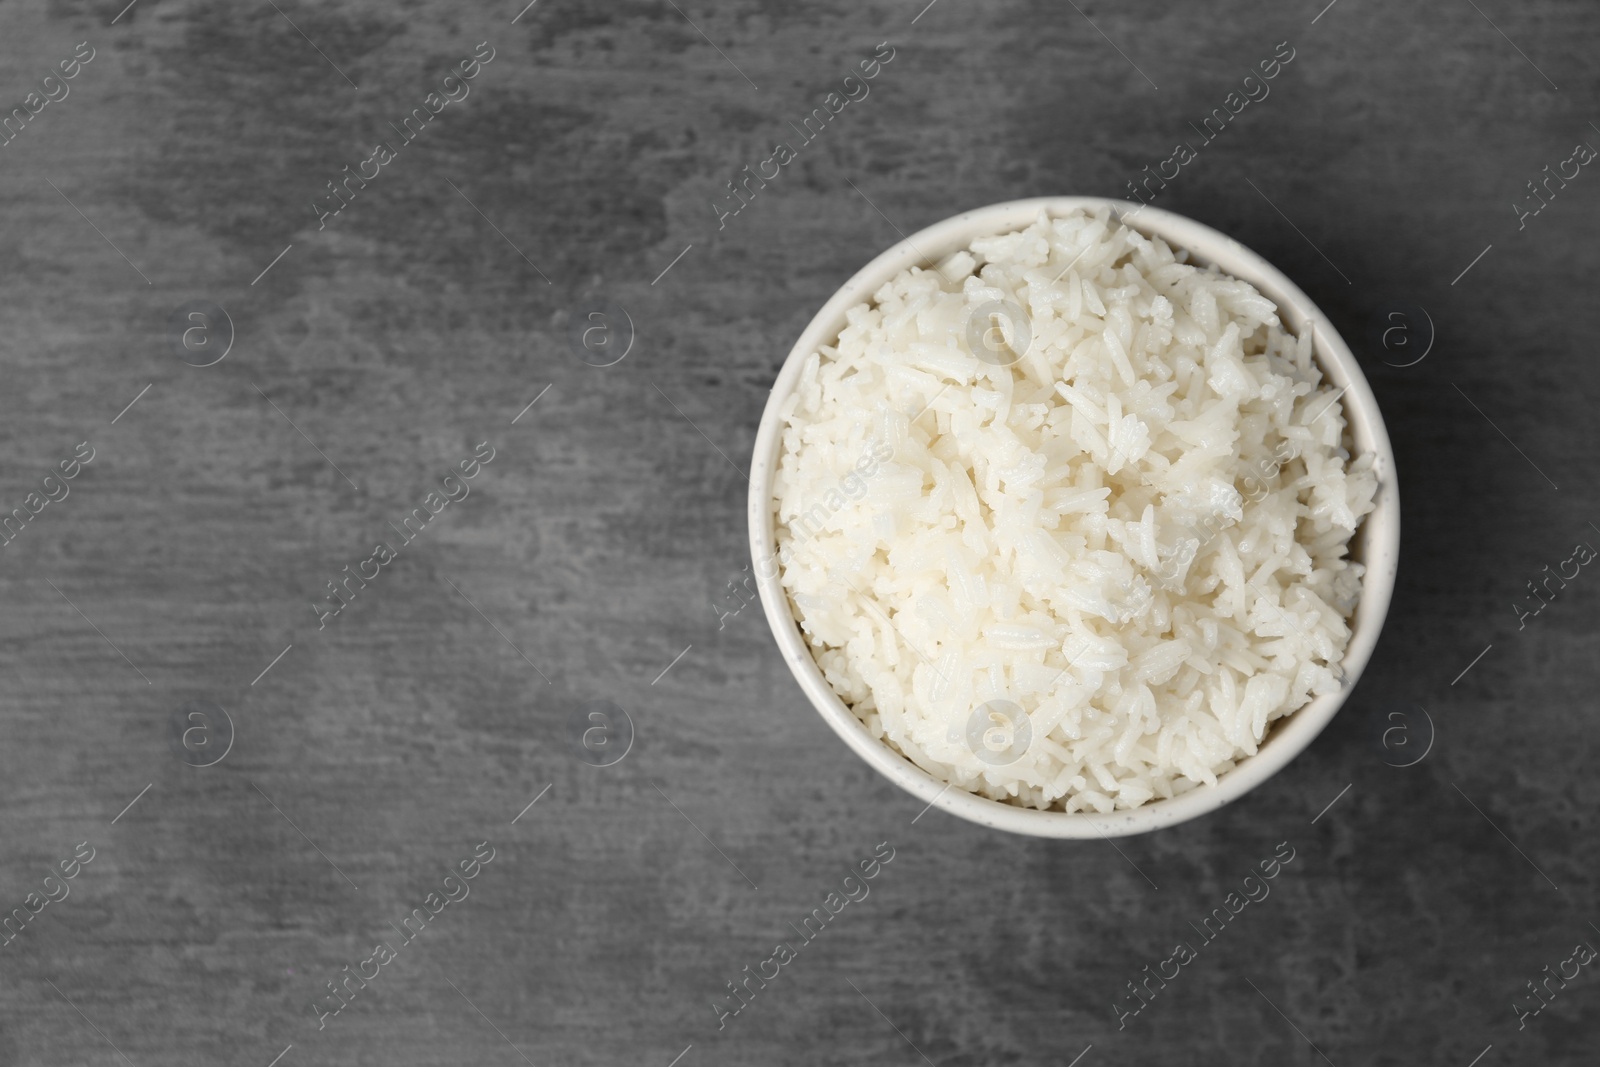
746;196;1400;838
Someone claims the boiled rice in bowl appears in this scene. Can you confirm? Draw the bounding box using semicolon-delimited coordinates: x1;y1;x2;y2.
760;203;1386;823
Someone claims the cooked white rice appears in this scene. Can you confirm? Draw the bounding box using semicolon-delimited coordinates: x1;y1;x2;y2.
772;207;1377;813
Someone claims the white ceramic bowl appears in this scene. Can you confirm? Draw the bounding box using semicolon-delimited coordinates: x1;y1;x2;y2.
747;197;1399;838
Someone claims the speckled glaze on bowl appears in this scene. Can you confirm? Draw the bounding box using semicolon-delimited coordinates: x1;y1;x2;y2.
748;197;1399;838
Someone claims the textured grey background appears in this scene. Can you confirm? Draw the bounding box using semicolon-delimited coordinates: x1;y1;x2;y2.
0;0;1597;1065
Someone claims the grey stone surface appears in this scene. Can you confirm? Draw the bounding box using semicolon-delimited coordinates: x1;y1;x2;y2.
0;1;1597;1064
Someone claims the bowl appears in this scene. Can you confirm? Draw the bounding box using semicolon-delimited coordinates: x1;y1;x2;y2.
747;196;1399;838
